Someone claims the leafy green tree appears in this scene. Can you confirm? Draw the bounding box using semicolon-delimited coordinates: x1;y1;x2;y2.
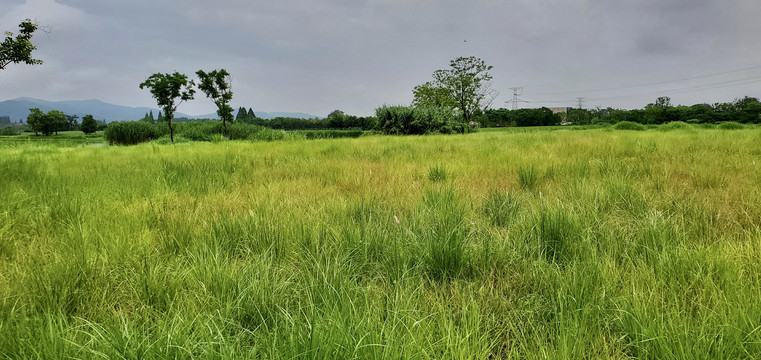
65;114;79;131
196;69;233;135
139;72;195;143
413;56;496;123
48;110;67;134
0;19;43;71
236;107;247;121
26;108;44;135
733;96;761;123
326;109;346;128
248;108;255;119
26;108;66;135
412;81;457;109
81;115;97;134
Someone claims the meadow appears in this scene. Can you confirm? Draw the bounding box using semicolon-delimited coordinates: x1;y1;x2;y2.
1;126;760;358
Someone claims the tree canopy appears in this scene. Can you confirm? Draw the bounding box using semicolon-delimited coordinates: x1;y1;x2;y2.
196;69;234;135
27;108;67;135
81;115;97;134
139;72;195;142
413;56;496;123
0;19;43;71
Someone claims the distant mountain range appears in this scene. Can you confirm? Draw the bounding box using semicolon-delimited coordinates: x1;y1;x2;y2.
0;97;320;122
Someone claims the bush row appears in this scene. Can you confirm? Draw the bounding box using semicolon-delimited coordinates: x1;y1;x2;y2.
105;121;275;145
104;121;168;145
296;129;366;139
376;106;475;135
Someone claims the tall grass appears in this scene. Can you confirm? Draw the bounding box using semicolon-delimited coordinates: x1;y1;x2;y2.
0;127;760;358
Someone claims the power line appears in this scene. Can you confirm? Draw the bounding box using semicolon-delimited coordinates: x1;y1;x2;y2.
527;65;761;96
583;75;761;102
521;73;761;106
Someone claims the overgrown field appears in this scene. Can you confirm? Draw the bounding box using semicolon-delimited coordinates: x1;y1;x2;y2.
1;128;760;358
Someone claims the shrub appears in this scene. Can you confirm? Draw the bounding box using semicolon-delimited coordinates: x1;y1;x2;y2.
718;121;745;130
612;121;646;131
376;105;473;135
171;121;264;141
0;126;22;135
376;105;415;135
658;121;691;131
175;121;222;141
296;129;365;139
227;122;264;140
104;121;167;145
250;127;286;141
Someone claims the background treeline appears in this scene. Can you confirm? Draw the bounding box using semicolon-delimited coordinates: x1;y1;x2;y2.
477;96;761;127
235;108;378;130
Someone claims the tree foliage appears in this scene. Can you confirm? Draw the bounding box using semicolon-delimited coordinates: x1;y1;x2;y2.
139;72;195;143
196;69;234;135
376;105;473;135
0;19;43;71
26;108;67;135
81;115;98;134
413;56;496;123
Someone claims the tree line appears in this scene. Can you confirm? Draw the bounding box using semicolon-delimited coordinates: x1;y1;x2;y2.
474;96;761;128
26;109;101;135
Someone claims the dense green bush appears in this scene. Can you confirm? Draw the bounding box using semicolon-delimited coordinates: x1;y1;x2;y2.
0;126;23;135
227;122;265;140
718;121;745;130
376;105;472;135
250;127;286;141
296;129;365;139
174;121;222;141
171;121;266;141
658;121;691;131
104;121;167;145
613;121;646;131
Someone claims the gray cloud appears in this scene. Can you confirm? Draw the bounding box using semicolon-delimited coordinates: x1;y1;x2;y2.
1;0;760;117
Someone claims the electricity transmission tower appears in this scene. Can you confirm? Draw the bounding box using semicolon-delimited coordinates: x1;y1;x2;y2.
576;97;585;109
508;87;523;110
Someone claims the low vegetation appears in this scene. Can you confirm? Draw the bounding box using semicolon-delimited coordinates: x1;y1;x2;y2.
1;126;760;357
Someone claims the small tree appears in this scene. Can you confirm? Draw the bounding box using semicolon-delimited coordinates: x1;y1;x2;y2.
81;115;97;134
236;107;247;121
413;56;496;124
48;110;67;134
26;108;44;135
327;109;346;128
0;19;43;71
196;69;233;136
139;72;195;143
65;114;79;131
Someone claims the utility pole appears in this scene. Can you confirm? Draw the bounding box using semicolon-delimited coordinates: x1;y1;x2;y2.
576;97;585;109
508;87;523;110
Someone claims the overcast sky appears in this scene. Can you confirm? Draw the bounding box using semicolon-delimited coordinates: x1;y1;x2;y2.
2;0;760;117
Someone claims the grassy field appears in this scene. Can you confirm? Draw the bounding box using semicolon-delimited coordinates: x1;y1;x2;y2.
1;127;760;358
